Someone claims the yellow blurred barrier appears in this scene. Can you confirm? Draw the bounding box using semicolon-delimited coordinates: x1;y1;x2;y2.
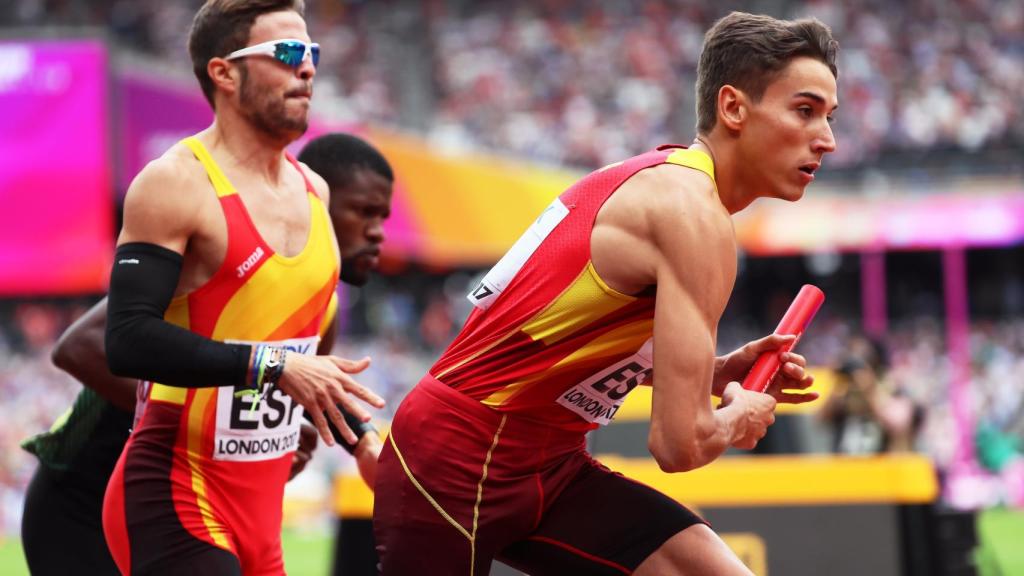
334;452;937;518
334;473;375;519
721;533;768;574
597;453;938;506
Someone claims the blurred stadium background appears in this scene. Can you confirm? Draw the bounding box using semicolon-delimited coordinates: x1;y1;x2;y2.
1;0;1023;574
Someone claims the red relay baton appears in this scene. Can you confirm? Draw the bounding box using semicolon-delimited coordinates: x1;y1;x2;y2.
741;284;825;393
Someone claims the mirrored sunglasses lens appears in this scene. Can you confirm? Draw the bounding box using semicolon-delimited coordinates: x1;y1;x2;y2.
274;42;306;67
310;46;320;67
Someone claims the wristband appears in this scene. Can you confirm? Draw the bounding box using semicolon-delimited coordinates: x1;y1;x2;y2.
237;345;287;413
303;404;378;455
261;346;287;389
338;408;377;455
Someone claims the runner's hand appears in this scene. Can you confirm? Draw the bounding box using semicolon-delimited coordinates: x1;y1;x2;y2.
714;334;794;391
354;432;383;489
763;351;817;404
719;381;776;450
276;353;385;446
714;334;817;404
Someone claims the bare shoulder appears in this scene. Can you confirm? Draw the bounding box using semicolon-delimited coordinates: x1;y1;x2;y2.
646;164;728;237
609;163;731;250
125;144;208;208
626;164;737;321
592;162;731;292
298;160;330;204
119;143;211;248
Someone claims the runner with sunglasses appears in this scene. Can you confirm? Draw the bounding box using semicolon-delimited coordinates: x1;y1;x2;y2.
20;133;394;576
99;2;384;575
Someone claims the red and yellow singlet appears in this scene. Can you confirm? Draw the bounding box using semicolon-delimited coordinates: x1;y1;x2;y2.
104;137;338;574
431;145;715;432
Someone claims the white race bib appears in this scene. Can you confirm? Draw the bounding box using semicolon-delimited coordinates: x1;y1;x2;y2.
468;198;570;311
556;338;652;426
212;336;318;462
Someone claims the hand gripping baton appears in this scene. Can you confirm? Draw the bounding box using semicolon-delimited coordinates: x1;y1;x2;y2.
741;284;825;393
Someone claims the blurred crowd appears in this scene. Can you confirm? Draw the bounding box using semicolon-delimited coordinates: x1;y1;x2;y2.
427;0;1024;169
3;0;1022;170
0;302;86;534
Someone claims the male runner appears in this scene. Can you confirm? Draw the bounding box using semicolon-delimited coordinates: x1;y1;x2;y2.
100;2;384;574
20;132;393;575
374;11;837;575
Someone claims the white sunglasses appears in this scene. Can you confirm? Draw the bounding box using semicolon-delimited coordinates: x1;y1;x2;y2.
225;38;320;68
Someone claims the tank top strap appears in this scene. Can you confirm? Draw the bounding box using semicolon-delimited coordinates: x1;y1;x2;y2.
284;151;318;197
664;148;716;184
182;137;237;198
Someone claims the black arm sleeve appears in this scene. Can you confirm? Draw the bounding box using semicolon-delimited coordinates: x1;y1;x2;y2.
105;242;252;387
303;404;377;455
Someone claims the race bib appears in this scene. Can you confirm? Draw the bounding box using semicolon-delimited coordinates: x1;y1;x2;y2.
212;336;318;462
557;338;653;426
467;198;569;311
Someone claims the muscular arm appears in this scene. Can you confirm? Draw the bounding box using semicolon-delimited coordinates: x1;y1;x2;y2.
647;187;754;472
594;166;774;473
52;297;136;412
105;154;253;387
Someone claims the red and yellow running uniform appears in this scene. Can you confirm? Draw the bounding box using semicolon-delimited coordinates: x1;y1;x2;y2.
375;146;713;575
434;145;715;430
103;137;338;576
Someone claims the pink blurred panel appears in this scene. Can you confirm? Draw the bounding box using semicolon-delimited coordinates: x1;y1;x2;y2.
0;40;113;295
740;193;1024;255
117;71;213;193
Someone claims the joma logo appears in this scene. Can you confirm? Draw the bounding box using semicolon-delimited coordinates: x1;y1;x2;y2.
237;246;266;278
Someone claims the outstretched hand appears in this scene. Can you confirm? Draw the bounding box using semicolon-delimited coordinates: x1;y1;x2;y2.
764;350;818;404
277;354;386;446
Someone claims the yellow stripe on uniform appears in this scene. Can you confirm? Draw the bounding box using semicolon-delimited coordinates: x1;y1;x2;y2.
149;300;190;404
483;319;653;407
521;262;635;346
470;414;506;576
186;388;232;550
183;137;236;198
319;291;338;338
665;148;716;183
212;200;335;342
150;383;187;404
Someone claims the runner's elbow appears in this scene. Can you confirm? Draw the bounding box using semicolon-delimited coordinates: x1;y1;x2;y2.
51;336;74;372
52;328;95;376
648;432;701;473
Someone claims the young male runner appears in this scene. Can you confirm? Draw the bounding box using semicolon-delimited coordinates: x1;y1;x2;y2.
374;12;838;575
